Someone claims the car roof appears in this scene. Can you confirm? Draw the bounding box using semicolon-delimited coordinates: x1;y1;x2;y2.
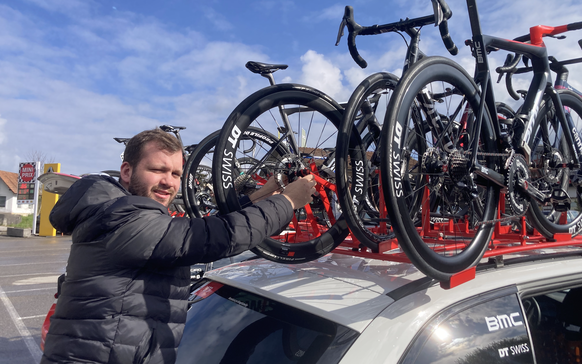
205;249;582;333
205;253;427;332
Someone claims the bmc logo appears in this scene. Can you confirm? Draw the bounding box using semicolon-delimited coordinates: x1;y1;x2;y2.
485;313;523;331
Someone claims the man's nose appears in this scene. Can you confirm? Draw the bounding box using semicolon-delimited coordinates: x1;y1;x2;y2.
159;173;173;188
161;172;179;189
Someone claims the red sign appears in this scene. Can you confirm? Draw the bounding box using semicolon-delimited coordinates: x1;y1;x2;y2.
20;163;36;182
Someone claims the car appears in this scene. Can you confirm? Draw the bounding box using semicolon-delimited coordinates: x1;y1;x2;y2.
175;248;582;364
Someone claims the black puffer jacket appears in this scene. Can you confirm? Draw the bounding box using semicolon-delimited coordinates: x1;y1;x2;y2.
40;174;293;364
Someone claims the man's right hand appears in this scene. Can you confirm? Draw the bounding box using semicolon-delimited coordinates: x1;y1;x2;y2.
282;175;317;210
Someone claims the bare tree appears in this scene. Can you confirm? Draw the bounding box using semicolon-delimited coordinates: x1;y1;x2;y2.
23;150;56;172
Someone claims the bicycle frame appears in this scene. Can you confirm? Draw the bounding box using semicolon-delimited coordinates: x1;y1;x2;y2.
465;0;582;191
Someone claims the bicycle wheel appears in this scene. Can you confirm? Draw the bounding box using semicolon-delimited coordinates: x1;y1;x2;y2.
212;84;351;264
182;131;219;218
183;127;284;219
526;89;582;238
336;72;404;251
381;56;500;281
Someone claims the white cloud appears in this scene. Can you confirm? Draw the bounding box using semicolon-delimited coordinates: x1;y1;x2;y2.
1;0;581;177
343;67;372;92
0;114;6;145
22;0;93;17
201;6;234;31
299;50;347;101
302;4;344;22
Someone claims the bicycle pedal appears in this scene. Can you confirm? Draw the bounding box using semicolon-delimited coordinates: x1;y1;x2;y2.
550;188;571;212
571;170;582;187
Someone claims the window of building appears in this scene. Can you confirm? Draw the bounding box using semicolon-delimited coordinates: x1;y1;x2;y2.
0;196;6;208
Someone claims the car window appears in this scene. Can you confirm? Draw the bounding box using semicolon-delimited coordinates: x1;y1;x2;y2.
175;280;359;364
402;291;534;364
523;286;582;364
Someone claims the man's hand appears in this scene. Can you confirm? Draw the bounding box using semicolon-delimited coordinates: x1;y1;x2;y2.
249;176;282;204
282;174;316;210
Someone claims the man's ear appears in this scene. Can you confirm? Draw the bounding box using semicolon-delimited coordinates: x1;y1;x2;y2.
119;161;132;188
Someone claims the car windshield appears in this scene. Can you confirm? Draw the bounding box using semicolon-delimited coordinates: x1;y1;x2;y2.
175;280;359;364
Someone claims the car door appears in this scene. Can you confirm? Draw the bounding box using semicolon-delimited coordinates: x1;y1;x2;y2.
519;282;582;364
400;286;534;364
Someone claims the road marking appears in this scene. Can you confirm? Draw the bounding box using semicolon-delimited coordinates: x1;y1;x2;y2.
0;261;67;267
0;247;70;254
0;285;43;362
13;275;61;285
5;287;55;293
20;314;48;320
0;272;62;279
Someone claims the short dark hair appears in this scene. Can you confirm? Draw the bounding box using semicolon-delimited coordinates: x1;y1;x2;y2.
123;128;183;167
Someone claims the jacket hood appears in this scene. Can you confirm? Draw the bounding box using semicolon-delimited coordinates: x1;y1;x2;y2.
49;174;129;234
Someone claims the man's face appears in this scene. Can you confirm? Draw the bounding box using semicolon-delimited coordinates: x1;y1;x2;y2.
121;142;182;207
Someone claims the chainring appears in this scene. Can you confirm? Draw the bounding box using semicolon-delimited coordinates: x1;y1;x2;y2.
505;154;531;215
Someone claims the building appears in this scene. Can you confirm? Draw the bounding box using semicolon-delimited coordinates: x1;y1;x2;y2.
0;170;34;215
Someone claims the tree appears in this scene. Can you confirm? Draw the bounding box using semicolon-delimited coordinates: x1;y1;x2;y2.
23;150;55;172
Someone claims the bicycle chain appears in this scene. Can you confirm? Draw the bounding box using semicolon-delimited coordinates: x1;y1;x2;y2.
459;150;522;226
472;151;512;157
474;209;526;226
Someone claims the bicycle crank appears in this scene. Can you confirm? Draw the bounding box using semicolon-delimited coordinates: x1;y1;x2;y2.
507;154;559;214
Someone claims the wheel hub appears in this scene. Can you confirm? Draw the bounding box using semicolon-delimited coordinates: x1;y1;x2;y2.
421;148;447;191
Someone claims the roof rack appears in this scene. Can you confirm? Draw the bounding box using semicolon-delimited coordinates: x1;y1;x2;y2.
332;198;582;289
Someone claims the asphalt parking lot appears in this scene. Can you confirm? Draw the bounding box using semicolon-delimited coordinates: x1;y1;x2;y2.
0;235;70;364
0;234;257;363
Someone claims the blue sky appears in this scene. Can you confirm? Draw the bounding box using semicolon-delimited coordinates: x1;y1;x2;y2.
2;0;582;175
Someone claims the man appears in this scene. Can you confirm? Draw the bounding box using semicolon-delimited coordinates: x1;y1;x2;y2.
40;128;316;364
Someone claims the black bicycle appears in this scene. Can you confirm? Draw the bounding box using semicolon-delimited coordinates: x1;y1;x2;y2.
334;0;458;252
182;126;286;219
380;0;582;280
210;62;358;264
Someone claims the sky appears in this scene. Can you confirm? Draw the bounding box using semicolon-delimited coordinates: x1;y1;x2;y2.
2;0;582;175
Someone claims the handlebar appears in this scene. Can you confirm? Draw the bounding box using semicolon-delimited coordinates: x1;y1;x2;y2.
433;0;458;55
335;0;457;69
498;22;582;99
514;21;582;44
496;54;523;100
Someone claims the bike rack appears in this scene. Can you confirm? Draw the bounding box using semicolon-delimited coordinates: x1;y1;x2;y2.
332;190;582;289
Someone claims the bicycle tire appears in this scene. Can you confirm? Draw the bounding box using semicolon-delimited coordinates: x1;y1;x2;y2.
336;72;403;251
381;56;500;281
526;89;582;237
182;128;284;219
212;84;351;264
182;130;220;218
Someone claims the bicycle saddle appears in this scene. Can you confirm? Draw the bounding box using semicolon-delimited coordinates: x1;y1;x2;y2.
246;61;288;75
159;125;186;132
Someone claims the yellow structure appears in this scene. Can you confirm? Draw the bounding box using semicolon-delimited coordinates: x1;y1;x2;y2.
38;163;60;237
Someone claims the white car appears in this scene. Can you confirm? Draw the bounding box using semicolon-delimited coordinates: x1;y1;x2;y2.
175;248;582;364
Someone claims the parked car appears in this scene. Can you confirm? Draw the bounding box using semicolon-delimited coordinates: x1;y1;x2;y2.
176;248;582;364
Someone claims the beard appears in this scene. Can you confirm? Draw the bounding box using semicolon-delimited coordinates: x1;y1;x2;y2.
128;173;176;207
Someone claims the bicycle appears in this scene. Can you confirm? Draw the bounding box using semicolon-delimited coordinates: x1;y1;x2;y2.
211;61;356;264
181;125;288;219
496;48;582;236
379;0;582;280
334;0;458;252
182;62;304;219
